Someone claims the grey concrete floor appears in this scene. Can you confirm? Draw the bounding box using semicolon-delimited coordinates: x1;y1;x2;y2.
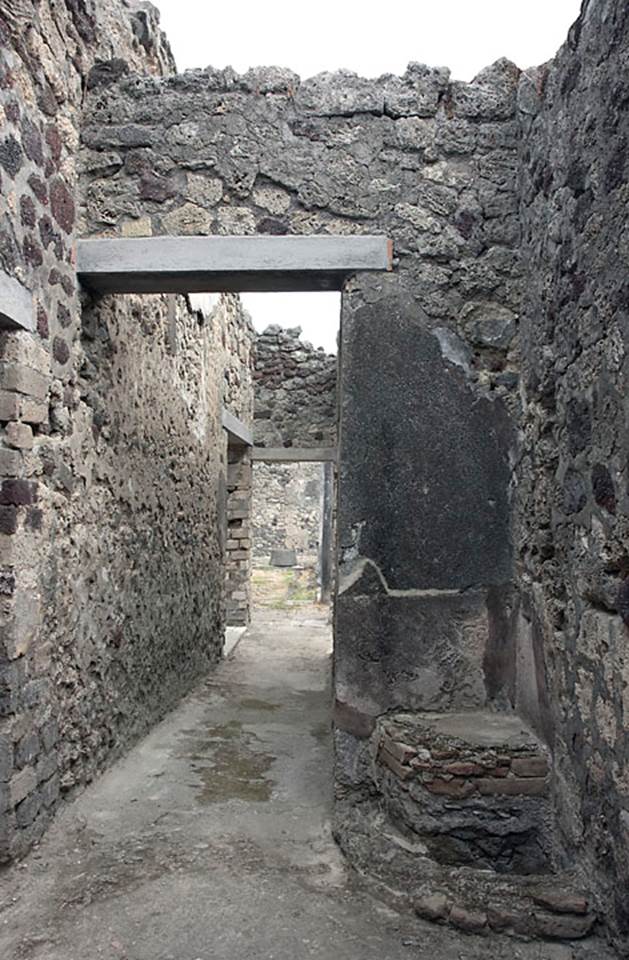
0;609;607;960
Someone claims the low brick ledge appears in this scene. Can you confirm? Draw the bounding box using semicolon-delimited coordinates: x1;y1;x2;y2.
413;884;596;940
377;710;551;799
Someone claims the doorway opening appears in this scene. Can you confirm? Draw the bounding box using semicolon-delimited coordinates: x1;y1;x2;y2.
223;289;340;627
251;456;336;611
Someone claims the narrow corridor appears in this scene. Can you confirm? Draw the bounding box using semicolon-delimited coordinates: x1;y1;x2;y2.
0;611;598;959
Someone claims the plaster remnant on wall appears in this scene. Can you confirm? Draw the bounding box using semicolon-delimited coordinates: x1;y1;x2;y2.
338;557;463;598
432;327;472;373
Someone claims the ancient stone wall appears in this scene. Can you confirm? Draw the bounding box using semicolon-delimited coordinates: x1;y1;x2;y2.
55;288;252;789
254;324;337;448
78;58;522;922
0;0;173;864
219;297;256;627
516;0;629;948
0;2;254;864
80;66;521;701
11;2;629;948
225;446;252;626
252;460;323;563
252;324;337;568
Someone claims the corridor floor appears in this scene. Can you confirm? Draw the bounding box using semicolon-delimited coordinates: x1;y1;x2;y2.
0;610;603;959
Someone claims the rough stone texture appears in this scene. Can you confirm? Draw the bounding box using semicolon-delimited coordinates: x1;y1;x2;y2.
78;38;522;936
254;325;336;449
225;447;253;626
208;294;254;422
375;712;553;875
196;293;256;628
0;3;254;866
252;460;323;563
334;781;597;945
5;0;629;953
335;291;515;720
0;0;172;866
60;291;251;786
78;59;521;732
1;609;612;960
251;324;337;566
515;1;629;950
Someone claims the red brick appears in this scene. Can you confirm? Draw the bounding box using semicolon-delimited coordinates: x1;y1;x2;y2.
410;758;433;771
424;777;476;799
380;748;414;781
381;736;416;764
443;761;483;777
449;905;488;933
532;891;588;915
478;777;548;797
414;893;450;922
512;756;549;778
532;912;595;940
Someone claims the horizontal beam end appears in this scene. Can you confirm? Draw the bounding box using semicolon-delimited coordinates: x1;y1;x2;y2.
252;446;337;463
222;408;253;447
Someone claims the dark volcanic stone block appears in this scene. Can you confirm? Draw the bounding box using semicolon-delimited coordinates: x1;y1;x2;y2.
335;563;491;714
337;293;513;593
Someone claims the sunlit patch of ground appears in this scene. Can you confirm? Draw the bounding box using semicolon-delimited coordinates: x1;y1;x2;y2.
251;564;321;609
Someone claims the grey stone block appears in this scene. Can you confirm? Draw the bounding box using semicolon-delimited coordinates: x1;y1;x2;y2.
9;766;37;807
0;271;35;332
77;235;392;294
270;548;297;568
15;789;41;828
0;736;13;783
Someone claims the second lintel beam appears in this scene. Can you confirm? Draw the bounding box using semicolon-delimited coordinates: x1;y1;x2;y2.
252;447;337;463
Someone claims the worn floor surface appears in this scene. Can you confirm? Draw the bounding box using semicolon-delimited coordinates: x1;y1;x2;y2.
0;610;609;960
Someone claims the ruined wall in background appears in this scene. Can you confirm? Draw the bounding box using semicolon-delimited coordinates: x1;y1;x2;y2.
189;294;255;630
252;324;336;568
225;445;252;626
0;2;254;863
516;0;629;947
253;324;336;448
